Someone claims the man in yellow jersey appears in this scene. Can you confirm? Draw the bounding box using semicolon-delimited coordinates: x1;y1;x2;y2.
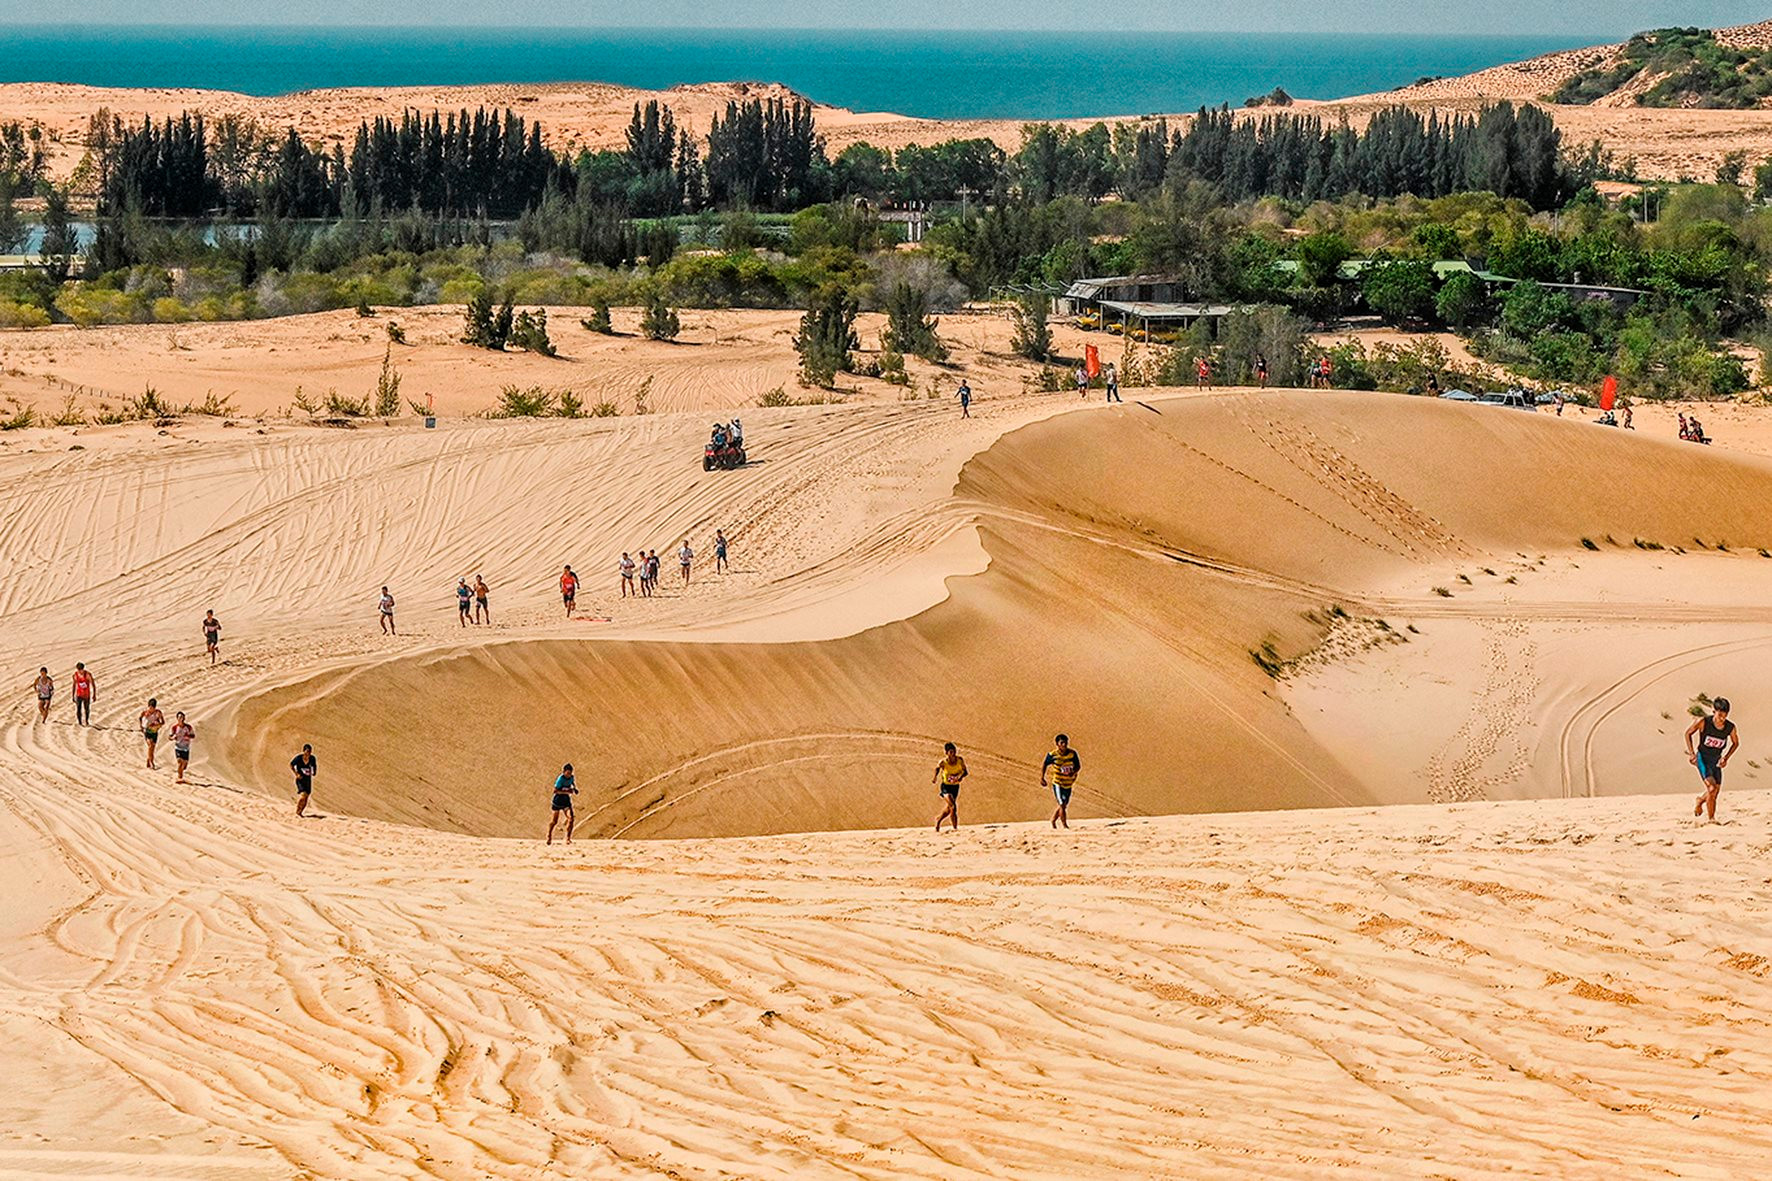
1041;733;1080;829
933;741;968;832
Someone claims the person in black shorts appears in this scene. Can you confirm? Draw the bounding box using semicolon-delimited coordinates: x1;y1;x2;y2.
1041;734;1081;830
1685;697;1739;822
548;762;577;844
933;742;968;832
203;610;221;664
291;743;317;817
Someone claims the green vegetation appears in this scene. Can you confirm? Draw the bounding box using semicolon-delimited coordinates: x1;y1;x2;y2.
795;289;860;387
1553;28;1772;109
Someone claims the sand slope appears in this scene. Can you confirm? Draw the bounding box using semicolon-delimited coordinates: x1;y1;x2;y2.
8;387;1772;1174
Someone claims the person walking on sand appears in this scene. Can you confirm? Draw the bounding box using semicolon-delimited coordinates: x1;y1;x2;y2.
202;610;222;664
378;587;397;635
291;743;317;817
678;539;694;586
1195;356;1212;390
933;741;968;832
33;667;54;723
1686;697;1740;822
71;662;95;727
170;712;195;784
560;566;579;618
647;550;661;595
1255;354;1269;388
714;530;729;574
139;698;165;769
1105;363;1121;403
456;578;474;627
619;552;637;598
1075;364;1089;399
957;379;973;418
548;762;578;844
474;575;490;625
1041;733;1081;830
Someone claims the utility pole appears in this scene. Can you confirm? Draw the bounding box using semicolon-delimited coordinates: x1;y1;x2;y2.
956;184;977;221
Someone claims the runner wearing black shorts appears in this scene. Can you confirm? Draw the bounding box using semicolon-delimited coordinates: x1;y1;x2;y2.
548;763;577;844
933;741;968;832
1686;697;1739;822
291;744;316;817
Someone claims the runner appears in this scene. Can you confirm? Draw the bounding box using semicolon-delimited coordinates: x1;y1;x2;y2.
378;586;397;635
291;743;317;817
139;698;165;770
202;610;222;664
170;712;195;784
560;566;579;618
933;741;968;832
456;578;474;627
1041;733;1081;830
548;762;577;845
474;575;491;624
619;552;637;598
647;550;661;594
637;547;654;597
1104;363;1122;403
957;379;973;418
1074;364;1089;399
1255;354;1269;388
678;538;694;586
1195;356;1212;390
32;666;53;723
1318;356;1334;389
71;662;95;727
1686;697;1740;822
714;530;729;574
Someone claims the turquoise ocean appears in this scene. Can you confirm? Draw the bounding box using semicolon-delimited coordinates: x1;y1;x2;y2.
0;26;1592;119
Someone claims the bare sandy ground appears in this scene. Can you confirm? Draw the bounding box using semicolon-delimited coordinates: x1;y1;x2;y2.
0;305;1104;420
5;386;1772;1172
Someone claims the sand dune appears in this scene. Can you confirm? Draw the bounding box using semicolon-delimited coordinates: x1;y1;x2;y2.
7;386;1772;1173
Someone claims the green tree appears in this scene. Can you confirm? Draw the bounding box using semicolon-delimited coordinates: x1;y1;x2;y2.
883;281;947;362
510;308;557;356
1008;292;1052;361
1295;231;1353;288
461;290;497;348
1716;149;1749;187
1755;157;1772;203
640;290;681;341
581;301;614;334
795;288;859;386
1361;260;1438;327
1434;271;1491;331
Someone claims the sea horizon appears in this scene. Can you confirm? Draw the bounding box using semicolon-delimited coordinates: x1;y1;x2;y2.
0;25;1592;120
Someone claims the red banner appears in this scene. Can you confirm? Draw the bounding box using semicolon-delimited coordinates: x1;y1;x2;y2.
1599;376;1618;411
1085;345;1100;379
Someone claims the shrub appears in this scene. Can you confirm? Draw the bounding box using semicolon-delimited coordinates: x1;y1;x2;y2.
494;385;557;417
796;288;860;386
883;281;948;362
510;308;557;356
1008;293;1052;361
640;291;681;341
373;346;403;416
581;301;614;334
0;299;50;328
152;296;192;323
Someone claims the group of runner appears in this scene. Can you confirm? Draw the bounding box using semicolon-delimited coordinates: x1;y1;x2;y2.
454;576;492;627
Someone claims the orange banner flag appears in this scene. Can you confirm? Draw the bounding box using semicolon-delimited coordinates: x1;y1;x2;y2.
1085;345;1100;379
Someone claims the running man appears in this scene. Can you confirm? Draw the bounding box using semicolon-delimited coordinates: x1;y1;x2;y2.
139;698;166;769
619;552;637;597
170;712;195;784
646;551;661;594
1686;697;1740;822
957;379;973;418
72;662;95;726
456;578;474;627
202;610;222;664
560;566;579;618
714;530;729;574
474;575;491;624
1255;355;1269;388
678;538;694;585
1075;364;1089;398
933;741;968;832
1195;356;1212;389
291;743;316;817
1105;363;1121;403
33;667;53;723
1041;733;1081;830
548;762;577;844
378;586;397;635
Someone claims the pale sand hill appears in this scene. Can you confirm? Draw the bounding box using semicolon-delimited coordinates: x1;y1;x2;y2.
0;305;1103;419
6;389;1772;1173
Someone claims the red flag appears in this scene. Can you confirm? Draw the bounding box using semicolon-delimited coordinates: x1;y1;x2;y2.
1599;376;1617;411
1085;345;1100;379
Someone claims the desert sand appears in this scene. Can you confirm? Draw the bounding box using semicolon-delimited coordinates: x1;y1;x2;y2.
5;381;1772;1174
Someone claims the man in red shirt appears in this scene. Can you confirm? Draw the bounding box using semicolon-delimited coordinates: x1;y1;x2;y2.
560;565;579;619
71;662;96;727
